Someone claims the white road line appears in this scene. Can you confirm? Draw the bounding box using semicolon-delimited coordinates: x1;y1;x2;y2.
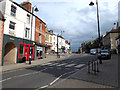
42;63;52;65
49;63;58;66
3;68;24;74
65;64;76;67
40;85;49;88
57;63;67;66
1;68;47;83
50;75;63;85
75;64;85;68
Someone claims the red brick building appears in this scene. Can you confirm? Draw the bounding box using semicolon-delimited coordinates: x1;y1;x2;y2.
0;11;5;65
34;17;47;59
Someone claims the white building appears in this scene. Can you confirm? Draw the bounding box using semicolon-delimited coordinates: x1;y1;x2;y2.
51;34;57;53
0;0;36;65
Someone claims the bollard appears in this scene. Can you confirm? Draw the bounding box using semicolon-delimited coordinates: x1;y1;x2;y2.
93;61;96;75
88;61;91;73
96;60;99;72
92;60;94;71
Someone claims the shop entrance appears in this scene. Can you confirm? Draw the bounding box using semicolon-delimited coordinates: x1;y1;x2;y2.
4;42;17;65
18;43;34;61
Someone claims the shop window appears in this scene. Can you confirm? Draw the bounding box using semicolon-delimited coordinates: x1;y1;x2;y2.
19;45;24;57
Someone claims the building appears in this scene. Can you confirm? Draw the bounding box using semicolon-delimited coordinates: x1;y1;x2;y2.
116;36;120;54
103;29;120;53
51;34;57;53
34;16;46;59
0;0;46;65
45;27;52;54
0;11;5;65
57;35;65;53
65;40;70;53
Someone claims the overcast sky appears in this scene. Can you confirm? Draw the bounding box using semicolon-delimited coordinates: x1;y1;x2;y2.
15;0;119;51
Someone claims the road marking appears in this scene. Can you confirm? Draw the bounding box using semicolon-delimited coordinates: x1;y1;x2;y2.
65;64;76;67
50;75;63;85
40;85;49;88
49;65;88;88
42;63;52;65
57;63;67;66
49;63;58;66
1;68;47;83
3;68;25;74
75;64;85;68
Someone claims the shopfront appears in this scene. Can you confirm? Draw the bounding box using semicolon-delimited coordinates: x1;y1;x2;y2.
18;43;34;61
2;34;35;65
34;42;46;59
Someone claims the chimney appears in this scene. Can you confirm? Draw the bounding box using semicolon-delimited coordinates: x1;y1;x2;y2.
21;0;32;12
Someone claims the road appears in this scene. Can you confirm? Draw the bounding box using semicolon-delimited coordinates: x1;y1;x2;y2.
2;54;97;89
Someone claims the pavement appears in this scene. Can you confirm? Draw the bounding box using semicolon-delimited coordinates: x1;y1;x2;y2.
53;54;119;88
2;54;72;72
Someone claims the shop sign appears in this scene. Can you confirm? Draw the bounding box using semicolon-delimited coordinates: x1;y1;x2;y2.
37;46;42;51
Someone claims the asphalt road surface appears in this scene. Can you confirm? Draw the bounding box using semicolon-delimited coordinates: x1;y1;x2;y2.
2;54;97;89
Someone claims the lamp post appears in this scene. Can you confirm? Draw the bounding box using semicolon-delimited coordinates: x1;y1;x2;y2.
89;0;102;64
57;34;59;58
29;6;39;64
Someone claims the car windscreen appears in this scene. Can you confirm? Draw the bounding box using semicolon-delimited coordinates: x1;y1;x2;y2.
101;51;108;53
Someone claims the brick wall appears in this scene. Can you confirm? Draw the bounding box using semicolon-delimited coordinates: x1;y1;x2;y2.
0;21;4;65
35;18;45;44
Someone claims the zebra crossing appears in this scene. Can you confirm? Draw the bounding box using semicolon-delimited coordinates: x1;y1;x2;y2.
42;62;85;69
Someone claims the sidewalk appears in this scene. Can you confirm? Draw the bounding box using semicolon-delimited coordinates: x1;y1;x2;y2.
2;54;72;72
54;54;119;88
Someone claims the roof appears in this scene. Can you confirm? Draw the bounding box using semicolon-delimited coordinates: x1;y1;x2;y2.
10;0;46;24
58;35;64;39
104;29;120;38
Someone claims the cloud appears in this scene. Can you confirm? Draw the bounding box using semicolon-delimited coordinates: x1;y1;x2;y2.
14;0;119;51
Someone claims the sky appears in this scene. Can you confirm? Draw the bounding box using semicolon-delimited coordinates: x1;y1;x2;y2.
14;0;119;52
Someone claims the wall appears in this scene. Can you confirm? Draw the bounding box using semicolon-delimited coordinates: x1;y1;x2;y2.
110;33;119;50
35;17;45;44
3;0;36;41
0;21;4;65
52;34;57;52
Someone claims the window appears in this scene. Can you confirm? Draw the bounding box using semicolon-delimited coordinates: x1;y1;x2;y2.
40;22;42;30
9;21;16;30
39;33;41;43
11;5;16;16
27;14;30;24
25;28;30;38
19;45;24;57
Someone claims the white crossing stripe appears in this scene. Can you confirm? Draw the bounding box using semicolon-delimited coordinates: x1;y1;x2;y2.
57;63;67;66
75;64;85;68
65;64;76;67
49;63;59;66
42;63;52;65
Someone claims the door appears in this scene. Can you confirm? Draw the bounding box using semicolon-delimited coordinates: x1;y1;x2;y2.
24;45;29;60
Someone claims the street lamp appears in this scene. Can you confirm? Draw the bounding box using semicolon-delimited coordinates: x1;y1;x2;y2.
31;6;39;41
29;6;39;64
89;0;102;64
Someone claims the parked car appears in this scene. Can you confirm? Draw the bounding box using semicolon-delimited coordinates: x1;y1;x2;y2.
98;49;111;59
90;49;97;55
